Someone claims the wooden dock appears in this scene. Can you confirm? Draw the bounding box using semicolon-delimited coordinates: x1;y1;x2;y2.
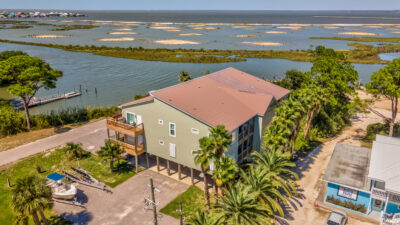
14;91;81;110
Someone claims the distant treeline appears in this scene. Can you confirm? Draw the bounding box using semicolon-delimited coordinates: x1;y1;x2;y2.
0;38;398;64
0;103;118;136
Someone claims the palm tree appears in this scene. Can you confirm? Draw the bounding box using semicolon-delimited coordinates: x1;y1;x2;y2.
302;85;327;138
64;142;86;160
187;210;224;225
97;140;124;173
11;176;53;225
193;137;215;210
209;125;232;158
214;183;271;225
240;165;287;217
178;71;192;82
212;156;237;195
263;118;291;151
251;149;298;197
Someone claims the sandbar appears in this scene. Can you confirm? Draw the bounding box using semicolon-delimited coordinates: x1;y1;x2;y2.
108;32;136;35
276;26;304;30
150;26;179;30
232;25;252;28
243;41;282;46
233;34;260;37
30;35;69;38
97;37;135;41
338;32;378;36
155;39;200;45
165;29;181;32
392;32;400;34
322;26;339;29
365;25;383;28
113;28;133;31
179;33;203;36
264;31;287;34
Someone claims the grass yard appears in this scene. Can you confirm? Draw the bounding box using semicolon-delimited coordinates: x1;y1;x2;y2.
0;147;136;224
160;186;208;220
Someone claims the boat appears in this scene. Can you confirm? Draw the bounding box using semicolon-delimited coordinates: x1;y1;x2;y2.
46;173;77;200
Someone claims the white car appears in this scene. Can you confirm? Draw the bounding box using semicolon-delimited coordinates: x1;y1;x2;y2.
326;210;347;225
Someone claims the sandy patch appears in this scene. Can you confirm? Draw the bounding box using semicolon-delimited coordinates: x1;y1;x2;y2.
386;28;399;31
365;25;384;28
30;35;69;38
392;31;400;34
233;34;260;37
113;28;133;31
338;32;378;36
276;26;304;30
150;26;179;30
322;26;339;29
108;32;136;35
155;39;200;45
192;27;217;30
264;31;287;34
178;33;203;36
165;29;181;32
232;25;252;28
243;41;282;46
97;37;135;42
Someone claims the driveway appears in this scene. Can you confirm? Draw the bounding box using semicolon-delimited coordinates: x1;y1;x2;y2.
53;170;188;225
0;119;107;166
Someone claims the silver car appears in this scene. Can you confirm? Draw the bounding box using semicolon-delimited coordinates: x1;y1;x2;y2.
326;210;347;225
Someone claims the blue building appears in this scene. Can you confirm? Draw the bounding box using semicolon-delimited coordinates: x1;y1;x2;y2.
323;135;400;223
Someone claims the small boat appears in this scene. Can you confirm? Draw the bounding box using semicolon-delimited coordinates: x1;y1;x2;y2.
46;173;77;200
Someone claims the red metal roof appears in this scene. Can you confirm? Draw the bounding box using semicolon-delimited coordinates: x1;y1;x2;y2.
151;68;290;131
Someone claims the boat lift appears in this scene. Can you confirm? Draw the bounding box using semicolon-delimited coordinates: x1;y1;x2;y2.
63;167;112;193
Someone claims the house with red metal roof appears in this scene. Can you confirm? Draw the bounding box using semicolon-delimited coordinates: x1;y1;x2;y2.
106;67;290;182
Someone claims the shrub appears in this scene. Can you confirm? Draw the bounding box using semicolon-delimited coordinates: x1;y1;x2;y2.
363;122;400;142
326;195;367;213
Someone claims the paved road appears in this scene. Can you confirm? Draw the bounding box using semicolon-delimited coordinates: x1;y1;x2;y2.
54;170;188;225
0;119;107;166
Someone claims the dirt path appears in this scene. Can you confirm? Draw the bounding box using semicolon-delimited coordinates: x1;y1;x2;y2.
278;92;397;225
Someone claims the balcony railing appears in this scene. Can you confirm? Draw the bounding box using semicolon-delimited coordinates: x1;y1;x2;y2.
106;114;144;137
109;139;145;156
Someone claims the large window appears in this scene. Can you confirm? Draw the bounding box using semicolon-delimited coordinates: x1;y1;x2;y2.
169;122;176;137
337;186;358;201
126;112;135;124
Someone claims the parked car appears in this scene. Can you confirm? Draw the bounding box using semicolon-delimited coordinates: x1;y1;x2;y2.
326;210;347;225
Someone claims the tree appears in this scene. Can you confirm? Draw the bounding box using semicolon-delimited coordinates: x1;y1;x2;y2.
240;165;287;217
214;183;271;225
187;210;224;225
300;85;327;138
251;149;298;197
97;140;124;173
212;156;238;195
311;46;358;136
11;176;53;225
0;50;27;61
366;58;400;136
64;142;86;160
193;137;215;210
0;55;62;130
209;125;232;158
178;71;192;82
274;69;312;90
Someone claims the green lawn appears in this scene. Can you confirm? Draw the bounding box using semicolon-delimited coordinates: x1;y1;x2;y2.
0;147;136;224
160;186;208;220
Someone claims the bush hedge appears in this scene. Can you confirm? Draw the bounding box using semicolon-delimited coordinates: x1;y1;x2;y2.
326;195;367;213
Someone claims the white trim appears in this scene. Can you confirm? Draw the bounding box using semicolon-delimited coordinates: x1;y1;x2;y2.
169;122;176;137
323;180;370;194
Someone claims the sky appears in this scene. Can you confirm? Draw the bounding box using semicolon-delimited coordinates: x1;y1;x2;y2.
1;0;399;11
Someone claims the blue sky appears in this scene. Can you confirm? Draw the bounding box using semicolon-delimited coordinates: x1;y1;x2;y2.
1;0;399;10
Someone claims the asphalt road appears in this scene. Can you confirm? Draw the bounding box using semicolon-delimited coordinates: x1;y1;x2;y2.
0;119;107;166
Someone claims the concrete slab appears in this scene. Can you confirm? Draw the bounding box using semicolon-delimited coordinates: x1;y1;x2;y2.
53;170;188;225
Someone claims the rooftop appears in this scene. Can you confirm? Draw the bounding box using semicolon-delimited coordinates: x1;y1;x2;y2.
323;143;371;190
369;135;400;193
130;67;290;131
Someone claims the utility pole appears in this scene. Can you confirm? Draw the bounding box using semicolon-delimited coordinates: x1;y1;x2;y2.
150;178;158;225
179;202;183;225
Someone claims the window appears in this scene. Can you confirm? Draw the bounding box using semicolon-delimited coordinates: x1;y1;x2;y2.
126;112;135;125
191;128;199;134
169;122;176;137
169;143;176;158
159;140;164;145
375;181;385;190
158;119;163;125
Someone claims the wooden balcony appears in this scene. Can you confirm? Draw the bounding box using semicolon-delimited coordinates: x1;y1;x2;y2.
106;115;144;137
109;139;145;156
